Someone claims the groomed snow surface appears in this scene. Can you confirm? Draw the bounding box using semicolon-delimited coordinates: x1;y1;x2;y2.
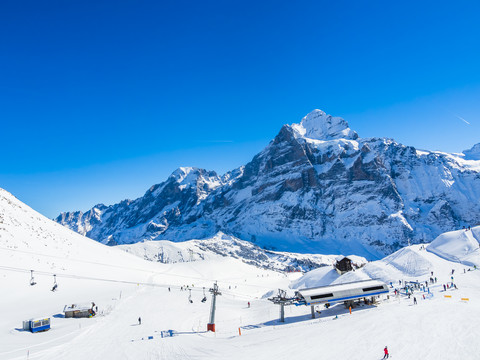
1;188;480;360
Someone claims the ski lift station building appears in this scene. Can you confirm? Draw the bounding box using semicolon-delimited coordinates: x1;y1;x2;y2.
295;279;389;306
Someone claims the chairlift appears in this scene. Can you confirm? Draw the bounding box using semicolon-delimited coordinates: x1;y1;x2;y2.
30;270;37;286
201;287;207;302
51;274;58;292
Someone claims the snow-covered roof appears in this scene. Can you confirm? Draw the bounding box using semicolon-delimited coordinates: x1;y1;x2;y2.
298;279;386;297
64;303;93;312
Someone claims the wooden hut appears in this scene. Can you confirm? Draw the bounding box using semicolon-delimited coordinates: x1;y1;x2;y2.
64;303;95;318
335;256;353;275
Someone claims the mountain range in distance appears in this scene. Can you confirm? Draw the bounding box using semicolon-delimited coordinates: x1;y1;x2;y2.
55;109;480;259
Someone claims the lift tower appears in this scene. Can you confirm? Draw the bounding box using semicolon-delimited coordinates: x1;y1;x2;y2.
207;282;221;332
268;289;295;322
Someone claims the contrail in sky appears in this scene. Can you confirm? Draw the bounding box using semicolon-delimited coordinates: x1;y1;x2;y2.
455;115;470;125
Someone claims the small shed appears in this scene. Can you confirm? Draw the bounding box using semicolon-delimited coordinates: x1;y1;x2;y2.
64;303;96;318
23;318;50;333
335;256;353;275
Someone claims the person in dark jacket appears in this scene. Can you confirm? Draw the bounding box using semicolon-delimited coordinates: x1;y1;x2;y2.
138;317;141;325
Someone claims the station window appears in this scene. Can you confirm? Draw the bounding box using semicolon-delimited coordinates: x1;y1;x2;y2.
311;293;333;300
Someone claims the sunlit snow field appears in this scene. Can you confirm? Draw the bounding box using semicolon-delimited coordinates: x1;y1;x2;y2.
1;188;480;360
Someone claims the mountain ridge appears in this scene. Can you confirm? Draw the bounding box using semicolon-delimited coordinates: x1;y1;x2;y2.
54;110;480;259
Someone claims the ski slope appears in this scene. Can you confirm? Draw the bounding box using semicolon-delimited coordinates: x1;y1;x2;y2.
1;188;480;359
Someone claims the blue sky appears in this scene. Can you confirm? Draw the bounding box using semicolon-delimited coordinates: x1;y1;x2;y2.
1;0;480;218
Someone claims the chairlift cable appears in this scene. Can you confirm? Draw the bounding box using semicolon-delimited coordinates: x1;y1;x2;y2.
0;246;274;291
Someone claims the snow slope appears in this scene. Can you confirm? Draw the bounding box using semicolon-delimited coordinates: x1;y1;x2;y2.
118;231;338;272
2;188;480;360
427;226;480;267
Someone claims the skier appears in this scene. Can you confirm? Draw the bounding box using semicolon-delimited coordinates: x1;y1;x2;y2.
383;346;389;359
138;317;141;325
413;297;417;305
443;284;446;291
248;302;250;308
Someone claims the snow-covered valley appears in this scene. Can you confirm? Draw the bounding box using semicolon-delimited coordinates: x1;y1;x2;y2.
2;188;480;359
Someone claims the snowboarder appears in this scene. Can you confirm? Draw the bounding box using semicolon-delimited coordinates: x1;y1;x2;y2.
383;346;389;359
138;317;141;325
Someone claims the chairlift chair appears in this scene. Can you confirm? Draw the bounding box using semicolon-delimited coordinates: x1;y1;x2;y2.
51;274;58;291
30;270;37;286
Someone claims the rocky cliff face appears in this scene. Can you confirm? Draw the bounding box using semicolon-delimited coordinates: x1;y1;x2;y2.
55;110;480;258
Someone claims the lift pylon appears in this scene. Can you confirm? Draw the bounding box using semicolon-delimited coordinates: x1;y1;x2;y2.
268;289;295;323
207;282;221;332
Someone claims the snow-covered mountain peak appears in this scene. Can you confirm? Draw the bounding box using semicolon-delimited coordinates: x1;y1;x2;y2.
170;166;200;183
463;143;480;160
291;109;358;141
168;167;221;189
